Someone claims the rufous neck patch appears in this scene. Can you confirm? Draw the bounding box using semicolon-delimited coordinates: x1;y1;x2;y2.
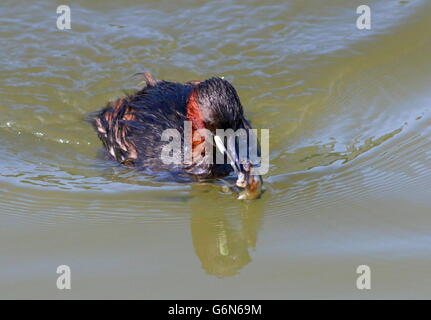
186;89;205;131
186;89;207;151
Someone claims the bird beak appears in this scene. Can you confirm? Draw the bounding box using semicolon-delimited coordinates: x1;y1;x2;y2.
214;135;241;174
214;135;263;194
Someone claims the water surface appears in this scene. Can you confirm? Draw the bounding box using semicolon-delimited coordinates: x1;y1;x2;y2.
1;0;431;298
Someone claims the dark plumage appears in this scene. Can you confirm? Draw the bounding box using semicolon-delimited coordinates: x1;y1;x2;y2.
88;73;259;185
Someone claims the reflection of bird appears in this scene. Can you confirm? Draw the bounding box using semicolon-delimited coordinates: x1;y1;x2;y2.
190;205;263;277
88;73;262;194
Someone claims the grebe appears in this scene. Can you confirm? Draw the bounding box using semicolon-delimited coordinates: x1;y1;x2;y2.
89;73;262;199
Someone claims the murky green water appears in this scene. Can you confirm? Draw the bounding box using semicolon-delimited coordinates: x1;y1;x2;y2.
1;0;431;298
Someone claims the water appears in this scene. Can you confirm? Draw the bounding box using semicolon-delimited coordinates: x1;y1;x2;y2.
1;0;431;298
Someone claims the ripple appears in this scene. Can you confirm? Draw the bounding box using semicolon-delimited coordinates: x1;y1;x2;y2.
265;115;431;221
1;0;431;230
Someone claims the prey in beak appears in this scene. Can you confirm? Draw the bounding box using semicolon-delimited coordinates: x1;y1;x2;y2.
214;135;263;200
235;161;263;200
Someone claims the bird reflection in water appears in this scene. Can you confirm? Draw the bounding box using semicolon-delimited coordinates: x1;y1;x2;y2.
190;191;264;277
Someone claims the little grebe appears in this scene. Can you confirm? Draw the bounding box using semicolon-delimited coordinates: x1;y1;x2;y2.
89;73;262;199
